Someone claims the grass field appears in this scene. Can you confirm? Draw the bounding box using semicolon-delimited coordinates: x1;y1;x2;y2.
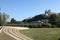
20;28;60;40
0;31;16;40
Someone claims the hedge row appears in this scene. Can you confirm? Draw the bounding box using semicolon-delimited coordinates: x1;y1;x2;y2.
6;23;59;28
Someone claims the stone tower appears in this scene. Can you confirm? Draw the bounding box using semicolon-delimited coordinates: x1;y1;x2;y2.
45;10;51;16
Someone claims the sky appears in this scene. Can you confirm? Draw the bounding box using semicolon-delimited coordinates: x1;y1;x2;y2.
0;0;60;21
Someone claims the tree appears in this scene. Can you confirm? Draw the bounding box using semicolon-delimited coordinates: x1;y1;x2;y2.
0;12;9;26
48;14;60;27
10;18;17;24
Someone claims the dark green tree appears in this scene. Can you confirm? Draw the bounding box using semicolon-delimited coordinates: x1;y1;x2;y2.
10;18;17;24
49;14;60;27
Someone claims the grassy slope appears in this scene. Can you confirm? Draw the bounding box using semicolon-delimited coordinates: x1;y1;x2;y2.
0;31;16;40
20;28;60;40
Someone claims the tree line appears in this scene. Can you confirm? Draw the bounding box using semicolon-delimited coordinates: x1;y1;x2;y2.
0;10;60;28
7;10;60;28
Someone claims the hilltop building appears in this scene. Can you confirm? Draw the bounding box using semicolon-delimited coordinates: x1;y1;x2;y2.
45;10;52;16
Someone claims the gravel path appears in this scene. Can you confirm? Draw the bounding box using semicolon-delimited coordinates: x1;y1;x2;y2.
3;26;33;40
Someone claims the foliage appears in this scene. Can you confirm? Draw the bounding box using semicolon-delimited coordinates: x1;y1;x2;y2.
22;14;49;22
48;14;60;27
0;12;9;26
10;18;17;23
6;11;60;28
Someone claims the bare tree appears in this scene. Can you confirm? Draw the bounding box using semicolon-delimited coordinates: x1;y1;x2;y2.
0;12;9;26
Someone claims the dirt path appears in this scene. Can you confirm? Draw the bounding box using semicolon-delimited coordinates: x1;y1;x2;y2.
3;26;33;40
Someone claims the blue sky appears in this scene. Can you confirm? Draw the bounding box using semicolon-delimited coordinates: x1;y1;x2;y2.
0;0;60;21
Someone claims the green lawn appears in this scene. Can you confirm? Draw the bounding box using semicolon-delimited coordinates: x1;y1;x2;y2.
20;28;60;40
